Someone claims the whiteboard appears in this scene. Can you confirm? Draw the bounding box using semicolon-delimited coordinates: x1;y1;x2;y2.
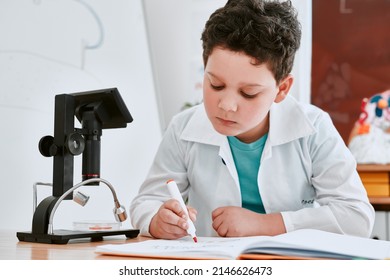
0;0;161;230
143;0;227;131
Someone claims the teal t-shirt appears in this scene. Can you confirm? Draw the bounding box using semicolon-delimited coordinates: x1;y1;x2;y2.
227;134;267;214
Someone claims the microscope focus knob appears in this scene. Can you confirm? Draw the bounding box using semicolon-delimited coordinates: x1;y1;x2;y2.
66;132;85;156
39;136;58;157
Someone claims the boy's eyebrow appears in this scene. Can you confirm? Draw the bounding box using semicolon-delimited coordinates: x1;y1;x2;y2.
206;71;266;88
205;71;219;79
205;71;223;83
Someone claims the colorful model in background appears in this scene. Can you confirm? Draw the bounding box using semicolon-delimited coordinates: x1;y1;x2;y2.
348;89;390;164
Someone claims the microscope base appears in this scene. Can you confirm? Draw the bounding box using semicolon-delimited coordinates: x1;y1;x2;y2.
16;229;140;244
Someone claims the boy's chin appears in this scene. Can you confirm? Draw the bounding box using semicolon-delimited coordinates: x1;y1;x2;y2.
212;125;237;137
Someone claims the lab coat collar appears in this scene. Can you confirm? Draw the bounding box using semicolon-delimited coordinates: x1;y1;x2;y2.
268;95;316;146
181;105;225;145
180;95;316;147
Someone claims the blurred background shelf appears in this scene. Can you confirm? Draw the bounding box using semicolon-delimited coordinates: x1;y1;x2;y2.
357;164;390;240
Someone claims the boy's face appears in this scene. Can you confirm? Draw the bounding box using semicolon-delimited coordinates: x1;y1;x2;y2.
203;47;292;143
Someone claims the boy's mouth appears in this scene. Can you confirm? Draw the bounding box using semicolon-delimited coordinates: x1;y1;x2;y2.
216;117;236;126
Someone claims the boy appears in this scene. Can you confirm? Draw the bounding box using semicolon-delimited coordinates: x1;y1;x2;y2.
130;0;374;239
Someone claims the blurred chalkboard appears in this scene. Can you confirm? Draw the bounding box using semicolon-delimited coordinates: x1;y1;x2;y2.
311;0;390;143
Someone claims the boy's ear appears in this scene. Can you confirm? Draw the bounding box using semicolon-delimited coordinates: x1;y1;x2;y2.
274;74;293;103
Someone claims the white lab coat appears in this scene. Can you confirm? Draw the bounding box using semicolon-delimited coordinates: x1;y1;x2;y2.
130;95;375;238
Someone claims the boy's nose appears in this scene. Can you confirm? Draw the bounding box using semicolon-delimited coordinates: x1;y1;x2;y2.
218;92;238;112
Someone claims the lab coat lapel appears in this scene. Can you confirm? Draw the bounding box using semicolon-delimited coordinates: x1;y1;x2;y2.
181;105;240;190
262;96;316;162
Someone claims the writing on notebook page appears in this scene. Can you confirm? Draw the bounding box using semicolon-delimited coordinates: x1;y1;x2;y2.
149;238;244;251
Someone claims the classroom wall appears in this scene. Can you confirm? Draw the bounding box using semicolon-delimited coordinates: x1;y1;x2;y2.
0;0;161;230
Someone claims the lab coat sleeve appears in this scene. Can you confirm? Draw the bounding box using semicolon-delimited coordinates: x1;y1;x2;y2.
281;113;375;238
129;113;190;236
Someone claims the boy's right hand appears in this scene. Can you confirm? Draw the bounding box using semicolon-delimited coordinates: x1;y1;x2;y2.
149;199;197;240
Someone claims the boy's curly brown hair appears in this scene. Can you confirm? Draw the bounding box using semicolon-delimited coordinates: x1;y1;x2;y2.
201;0;301;84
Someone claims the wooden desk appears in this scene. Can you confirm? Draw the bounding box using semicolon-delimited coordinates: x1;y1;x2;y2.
357;164;390;211
0;230;150;260
369;197;390;212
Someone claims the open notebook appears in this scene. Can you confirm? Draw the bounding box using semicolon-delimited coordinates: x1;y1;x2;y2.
95;229;390;260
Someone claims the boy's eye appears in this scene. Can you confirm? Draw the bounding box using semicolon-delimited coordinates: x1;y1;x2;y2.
210;84;224;91
241;91;256;99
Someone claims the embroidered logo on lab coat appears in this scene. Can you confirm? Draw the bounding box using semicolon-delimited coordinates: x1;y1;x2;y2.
301;199;314;205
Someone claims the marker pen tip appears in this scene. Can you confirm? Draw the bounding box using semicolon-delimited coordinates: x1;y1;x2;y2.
193;236;198;243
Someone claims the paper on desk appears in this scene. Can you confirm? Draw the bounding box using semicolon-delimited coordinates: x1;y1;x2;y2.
95;236;260;259
95;229;390;260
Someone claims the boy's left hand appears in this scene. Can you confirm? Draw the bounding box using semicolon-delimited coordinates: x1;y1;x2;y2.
211;206;286;237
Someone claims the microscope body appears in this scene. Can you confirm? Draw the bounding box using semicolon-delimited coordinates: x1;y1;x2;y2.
17;88;137;243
